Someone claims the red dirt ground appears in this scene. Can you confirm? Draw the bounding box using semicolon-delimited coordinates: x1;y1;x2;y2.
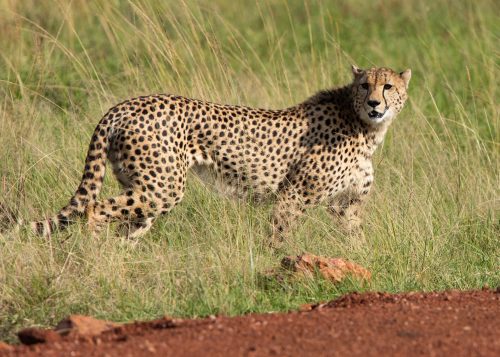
1;289;499;356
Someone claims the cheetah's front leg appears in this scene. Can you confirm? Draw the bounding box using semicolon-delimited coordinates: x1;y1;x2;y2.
328;195;362;232
271;197;305;247
327;182;371;232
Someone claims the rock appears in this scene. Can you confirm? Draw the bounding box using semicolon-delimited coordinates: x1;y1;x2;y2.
282;253;371;283
55;315;119;337
18;328;61;345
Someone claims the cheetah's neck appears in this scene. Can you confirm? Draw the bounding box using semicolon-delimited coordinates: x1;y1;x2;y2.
364;122;391;156
303;84;392;155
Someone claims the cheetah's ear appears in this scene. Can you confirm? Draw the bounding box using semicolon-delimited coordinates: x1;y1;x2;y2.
351;65;364;78
400;69;411;89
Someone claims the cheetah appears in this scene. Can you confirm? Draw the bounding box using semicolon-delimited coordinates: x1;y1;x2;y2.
31;65;411;242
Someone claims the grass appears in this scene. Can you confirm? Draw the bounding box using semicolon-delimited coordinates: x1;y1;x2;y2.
0;0;498;343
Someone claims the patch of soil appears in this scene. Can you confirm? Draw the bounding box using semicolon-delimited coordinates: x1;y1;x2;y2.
2;289;499;357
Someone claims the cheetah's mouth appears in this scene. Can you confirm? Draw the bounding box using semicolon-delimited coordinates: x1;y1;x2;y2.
367;109;386;119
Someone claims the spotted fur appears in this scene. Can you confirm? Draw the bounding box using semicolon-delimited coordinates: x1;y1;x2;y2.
31;66;411;241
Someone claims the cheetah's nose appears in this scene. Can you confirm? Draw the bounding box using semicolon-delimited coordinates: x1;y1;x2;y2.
367;100;381;108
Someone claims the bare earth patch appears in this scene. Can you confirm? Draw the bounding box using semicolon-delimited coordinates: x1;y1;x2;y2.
1;289;498;356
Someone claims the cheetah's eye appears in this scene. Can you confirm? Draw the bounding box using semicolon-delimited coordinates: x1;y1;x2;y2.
361;83;369;90
383;84;393;90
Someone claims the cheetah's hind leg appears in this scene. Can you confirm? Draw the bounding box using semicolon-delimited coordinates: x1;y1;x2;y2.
116;217;155;240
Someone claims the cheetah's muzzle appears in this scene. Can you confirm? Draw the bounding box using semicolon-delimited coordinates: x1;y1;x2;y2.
368;109;386;119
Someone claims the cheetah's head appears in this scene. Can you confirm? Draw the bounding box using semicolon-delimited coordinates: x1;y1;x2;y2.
351;66;411;125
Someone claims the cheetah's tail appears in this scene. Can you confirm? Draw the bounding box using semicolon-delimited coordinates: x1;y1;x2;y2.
30;122;110;237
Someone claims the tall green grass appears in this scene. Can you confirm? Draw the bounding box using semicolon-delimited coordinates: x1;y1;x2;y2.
0;0;498;343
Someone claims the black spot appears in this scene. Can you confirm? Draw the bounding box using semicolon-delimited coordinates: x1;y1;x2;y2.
57;214;70;228
36;222;44;235
77;187;88;196
134;208;144;218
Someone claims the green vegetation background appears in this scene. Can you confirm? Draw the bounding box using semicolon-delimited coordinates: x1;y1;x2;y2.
0;0;498;342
